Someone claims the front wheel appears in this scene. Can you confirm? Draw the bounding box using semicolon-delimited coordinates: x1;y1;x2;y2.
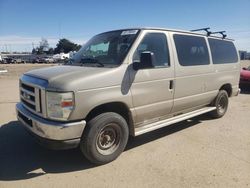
80;112;129;165
210;90;229;118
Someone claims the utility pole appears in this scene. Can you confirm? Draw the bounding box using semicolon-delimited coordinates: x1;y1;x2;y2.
5;44;8;53
9;44;12;53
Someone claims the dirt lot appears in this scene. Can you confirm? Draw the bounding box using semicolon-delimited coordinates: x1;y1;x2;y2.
0;62;250;188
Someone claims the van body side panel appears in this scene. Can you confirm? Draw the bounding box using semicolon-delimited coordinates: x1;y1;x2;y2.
207;37;240;96
128;31;175;126
130;71;174;125
207;38;240;96
172;67;217;112
170;33;216;113
209;63;240;95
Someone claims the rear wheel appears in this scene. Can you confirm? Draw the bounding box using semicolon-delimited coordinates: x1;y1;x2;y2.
80;112;129;165
210;90;229;118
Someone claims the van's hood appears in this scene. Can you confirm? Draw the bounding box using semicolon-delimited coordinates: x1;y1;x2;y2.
26;65;106;82
24;65;127;91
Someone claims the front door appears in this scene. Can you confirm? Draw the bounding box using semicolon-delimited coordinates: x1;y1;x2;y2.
129;31;174;126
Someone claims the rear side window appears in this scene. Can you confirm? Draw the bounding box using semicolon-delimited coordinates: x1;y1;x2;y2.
208;39;238;64
174;34;210;66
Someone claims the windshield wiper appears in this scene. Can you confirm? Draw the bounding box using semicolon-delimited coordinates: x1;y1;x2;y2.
80;58;104;67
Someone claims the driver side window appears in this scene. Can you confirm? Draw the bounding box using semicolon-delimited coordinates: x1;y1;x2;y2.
133;33;170;67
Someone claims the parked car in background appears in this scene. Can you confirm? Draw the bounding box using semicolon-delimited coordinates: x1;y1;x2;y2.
240;66;250;87
2;57;15;64
44;57;55;63
32;57;43;64
13;58;26;64
1;57;26;64
31;56;55;64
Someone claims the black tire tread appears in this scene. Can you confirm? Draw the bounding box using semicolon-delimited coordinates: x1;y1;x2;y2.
210;90;229;118
80;112;129;165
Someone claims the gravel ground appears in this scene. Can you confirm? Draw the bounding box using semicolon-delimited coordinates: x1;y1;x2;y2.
0;62;250;188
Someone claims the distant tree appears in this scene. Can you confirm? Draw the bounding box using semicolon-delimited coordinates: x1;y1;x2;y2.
47;48;54;54
32;48;37;54
39;38;49;52
54;38;81;54
32;38;49;54
31;38;51;54
36;46;45;55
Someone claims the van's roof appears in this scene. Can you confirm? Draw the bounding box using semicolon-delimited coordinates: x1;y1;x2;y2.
106;27;234;41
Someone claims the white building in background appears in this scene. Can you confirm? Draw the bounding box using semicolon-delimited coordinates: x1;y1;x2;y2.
52;52;70;60
52;51;77;60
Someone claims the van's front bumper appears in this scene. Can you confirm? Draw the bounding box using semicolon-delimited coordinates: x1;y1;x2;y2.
16;103;86;150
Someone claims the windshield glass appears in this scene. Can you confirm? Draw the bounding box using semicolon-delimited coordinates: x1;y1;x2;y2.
69;30;139;67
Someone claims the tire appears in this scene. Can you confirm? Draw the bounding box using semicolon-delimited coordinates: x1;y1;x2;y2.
80;112;129;165
210;90;229;118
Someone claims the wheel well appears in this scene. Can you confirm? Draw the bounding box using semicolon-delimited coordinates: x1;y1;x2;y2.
219;84;232;97
85;102;134;135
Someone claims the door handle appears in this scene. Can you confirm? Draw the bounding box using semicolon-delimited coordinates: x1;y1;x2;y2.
169;80;174;90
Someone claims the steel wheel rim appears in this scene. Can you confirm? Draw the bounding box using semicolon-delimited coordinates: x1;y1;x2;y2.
96;123;121;155
218;95;227;114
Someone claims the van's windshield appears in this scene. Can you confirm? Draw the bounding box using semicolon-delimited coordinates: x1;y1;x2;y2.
68;30;139;67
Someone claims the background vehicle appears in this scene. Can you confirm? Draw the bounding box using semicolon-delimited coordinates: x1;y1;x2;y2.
32;57;45;64
240;66;250;87
13;58;26;64
53;53;69;60
16;28;240;165
43;56;55;63
2;57;15;64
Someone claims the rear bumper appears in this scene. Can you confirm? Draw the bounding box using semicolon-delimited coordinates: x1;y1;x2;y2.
232;85;241;96
16;103;86;150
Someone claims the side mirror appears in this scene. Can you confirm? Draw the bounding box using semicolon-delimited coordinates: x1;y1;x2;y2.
133;51;154;70
243;67;247;70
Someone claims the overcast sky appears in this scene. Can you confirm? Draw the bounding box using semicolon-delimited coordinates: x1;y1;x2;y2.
0;0;250;52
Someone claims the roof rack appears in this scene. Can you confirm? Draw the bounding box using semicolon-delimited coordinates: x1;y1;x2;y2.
190;27;211;36
191;28;228;39
210;31;227;39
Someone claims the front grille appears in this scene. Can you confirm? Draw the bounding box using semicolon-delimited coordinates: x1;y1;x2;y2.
20;82;42;115
21;98;36;110
21;83;34;92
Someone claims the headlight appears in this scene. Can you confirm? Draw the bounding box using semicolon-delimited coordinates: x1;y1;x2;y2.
46;91;74;121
